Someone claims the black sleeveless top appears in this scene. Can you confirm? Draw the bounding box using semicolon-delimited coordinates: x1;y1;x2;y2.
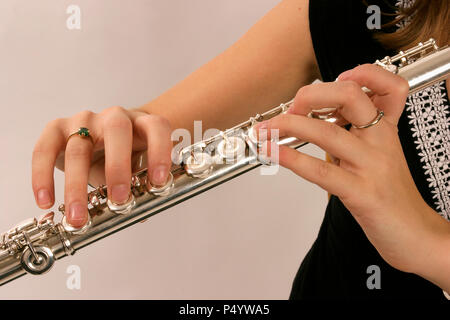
289;0;449;299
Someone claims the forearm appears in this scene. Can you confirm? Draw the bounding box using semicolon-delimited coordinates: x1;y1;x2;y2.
135;0;319;134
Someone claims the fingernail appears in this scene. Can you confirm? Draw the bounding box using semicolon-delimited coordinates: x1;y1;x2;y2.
68;202;87;228
338;70;353;80
111;184;130;204
37;189;52;207
152;165;168;186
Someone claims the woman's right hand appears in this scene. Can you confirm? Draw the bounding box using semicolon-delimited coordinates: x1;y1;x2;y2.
32;106;173;228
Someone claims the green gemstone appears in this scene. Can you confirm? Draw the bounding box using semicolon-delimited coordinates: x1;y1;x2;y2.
78;127;90;137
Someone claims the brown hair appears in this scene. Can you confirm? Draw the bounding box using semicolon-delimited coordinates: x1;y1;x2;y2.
374;0;450;51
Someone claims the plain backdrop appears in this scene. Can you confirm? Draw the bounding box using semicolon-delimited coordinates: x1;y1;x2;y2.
0;0;327;299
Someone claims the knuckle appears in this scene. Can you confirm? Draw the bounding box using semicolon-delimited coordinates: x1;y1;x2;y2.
351;64;373;80
272;113;289;128
65;187;88;202
315;161;330;179
103;114;132;130
46;118;64;130
103;106;125;115
148;158;171;169
101;106;128;120
105;162;121;173
105;156;131;172
137;114;172;130
32;145;49;158
32;182;41;192
266;114;288;137
295;85;314;106
355;63;372;74
134;115;150;130
320;122;341;142
75;110;94;121
153;115;172;130
65;144;91;160
32;141;58;158
32;175;50;190
342;81;362;102
31;164;46;184
101;106;127;122
105;161;130;175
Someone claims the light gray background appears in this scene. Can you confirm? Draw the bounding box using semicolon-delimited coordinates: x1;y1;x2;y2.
0;0;326;299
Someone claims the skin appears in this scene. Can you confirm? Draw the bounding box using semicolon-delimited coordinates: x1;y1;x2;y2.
31;0;450;293
32;0;318;225
254;64;450;293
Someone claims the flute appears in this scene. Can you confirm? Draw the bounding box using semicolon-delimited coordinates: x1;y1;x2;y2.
1;39;449;286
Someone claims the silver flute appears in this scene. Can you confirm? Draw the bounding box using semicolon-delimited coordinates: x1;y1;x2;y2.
1;39;449;286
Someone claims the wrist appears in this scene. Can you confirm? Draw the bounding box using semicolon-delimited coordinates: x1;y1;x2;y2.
414;205;450;292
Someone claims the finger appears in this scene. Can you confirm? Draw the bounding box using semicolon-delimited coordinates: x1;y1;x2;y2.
64;127;94;228
32;119;67;209
288;81;379;129
338;64;409;124
254;113;368;164
278;145;359;199
133;114;172;187
102;106;133;204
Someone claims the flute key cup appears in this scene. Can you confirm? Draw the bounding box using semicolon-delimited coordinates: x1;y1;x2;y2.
217;136;246;161
147;172;174;196
106;193;136;215
61;214;93;234
185;152;213;178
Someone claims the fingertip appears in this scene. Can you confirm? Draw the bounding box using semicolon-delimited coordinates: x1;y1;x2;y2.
38;202;54;210
67;202;88;228
111;183;131;204
67;217;88;229
150;164;169;187
36;188;54;209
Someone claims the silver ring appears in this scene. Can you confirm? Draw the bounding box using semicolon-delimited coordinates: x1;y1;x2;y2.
351;109;384;129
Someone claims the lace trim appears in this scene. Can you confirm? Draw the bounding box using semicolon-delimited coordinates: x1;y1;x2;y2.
395;0;415;29
405;83;450;220
396;0;450;220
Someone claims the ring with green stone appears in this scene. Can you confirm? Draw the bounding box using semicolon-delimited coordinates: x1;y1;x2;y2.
67;127;94;145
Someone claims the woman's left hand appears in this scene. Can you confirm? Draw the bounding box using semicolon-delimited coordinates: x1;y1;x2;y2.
254;64;450;287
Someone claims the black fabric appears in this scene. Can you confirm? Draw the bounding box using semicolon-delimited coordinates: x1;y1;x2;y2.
289;0;448;299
